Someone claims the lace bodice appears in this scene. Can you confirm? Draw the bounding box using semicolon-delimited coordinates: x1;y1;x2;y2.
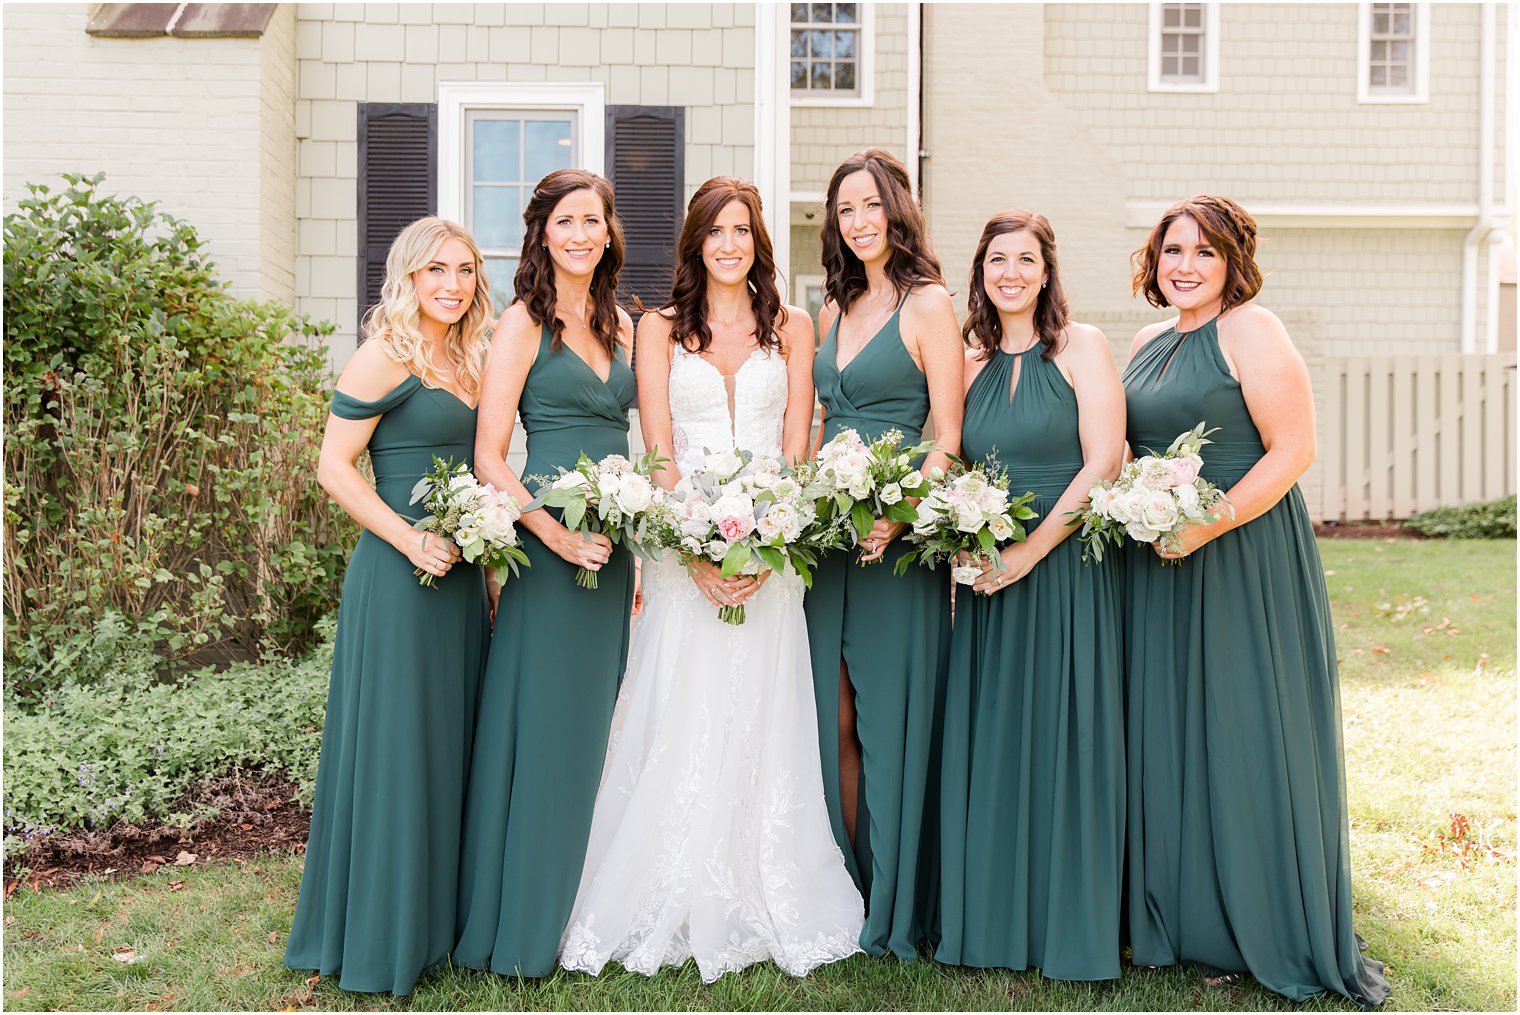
668;344;788;475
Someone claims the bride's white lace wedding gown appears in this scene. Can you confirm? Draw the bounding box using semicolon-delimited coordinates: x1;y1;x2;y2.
559;342;864;982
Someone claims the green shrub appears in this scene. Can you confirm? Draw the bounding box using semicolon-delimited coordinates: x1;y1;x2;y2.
1404;495;1517;539
3;173;357;693
3;618;333;852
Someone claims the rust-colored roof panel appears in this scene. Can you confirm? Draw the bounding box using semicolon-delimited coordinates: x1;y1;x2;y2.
85;3;180;37
171;4;277;38
85;3;276;39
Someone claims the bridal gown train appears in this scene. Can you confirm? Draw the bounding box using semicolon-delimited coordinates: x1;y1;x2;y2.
559;342;865;982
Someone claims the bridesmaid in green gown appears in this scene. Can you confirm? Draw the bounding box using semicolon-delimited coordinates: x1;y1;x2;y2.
806;149;965;958
1122;195;1388;1005
285;218;493;995
936;211;1126;980
454;169;637;978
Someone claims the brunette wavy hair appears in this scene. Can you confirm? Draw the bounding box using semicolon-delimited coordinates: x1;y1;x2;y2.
963;210;1070;363
820;148;944;313
1131;194;1263;312
657;177;787;354
512;169;625;355
363;216;492;398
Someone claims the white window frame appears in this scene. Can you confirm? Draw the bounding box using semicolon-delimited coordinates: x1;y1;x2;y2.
437;81;606;225
1147;3;1220;94
790;3;875;109
1358;2;1430;104
793;272;827;343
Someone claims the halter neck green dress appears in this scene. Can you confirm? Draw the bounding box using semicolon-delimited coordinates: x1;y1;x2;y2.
454;324;637;978
936;345;1124;980
1122;317;1388;1005
285;375;490;996
806;297;950;959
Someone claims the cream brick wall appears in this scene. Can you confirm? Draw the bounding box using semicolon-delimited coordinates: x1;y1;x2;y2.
2;4;279;299
260;5;299;302
788;3;912;199
296;3;758;362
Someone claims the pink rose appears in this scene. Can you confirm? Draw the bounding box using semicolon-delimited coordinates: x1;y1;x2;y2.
717;515;753;541
1169;455;1202;487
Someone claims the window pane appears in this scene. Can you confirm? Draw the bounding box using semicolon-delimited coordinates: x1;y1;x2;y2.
791;29;808;57
523;119;573;182
1180;54;1201;78
1391;8;1411;34
485;257;516;310
835;2;857;24
835;61;856;90
1370;64;1387;86
1181;34;1201;56
791;3;809;23
1372;10;1388;34
474;186;522;250
835;28;857;58
1183;5;1202;29
791;60;809;88
1389;64;1409;87
1371;39;1388;61
1389;40;1409;62
1163;4;1181;28
473;120;520;184
810;61;832;89
810;29;832;57
1163;54;1180;77
810;2;831;23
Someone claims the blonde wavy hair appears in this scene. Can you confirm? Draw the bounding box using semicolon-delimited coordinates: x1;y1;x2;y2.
363;217;492;398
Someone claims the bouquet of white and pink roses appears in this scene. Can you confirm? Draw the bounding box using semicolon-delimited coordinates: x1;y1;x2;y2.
654;449;823;624
1068;421;1234;563
898;457;1038;583
408;457;530;586
798;427;935;561
531;449;669;589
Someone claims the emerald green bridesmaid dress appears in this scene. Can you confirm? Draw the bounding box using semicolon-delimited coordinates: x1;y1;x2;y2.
454;324;636;978
1122;318;1388;1005
285;376;490;995
806;298;950;959
937;345;1124;980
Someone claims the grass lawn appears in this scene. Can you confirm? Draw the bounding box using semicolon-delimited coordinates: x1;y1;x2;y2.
4;539;1514;1011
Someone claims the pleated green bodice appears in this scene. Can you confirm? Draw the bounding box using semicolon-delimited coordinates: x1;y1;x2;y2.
937;343;1124;980
519;325;636;484
815;303;930;444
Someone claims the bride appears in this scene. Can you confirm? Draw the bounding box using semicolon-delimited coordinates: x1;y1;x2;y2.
559;177;864;982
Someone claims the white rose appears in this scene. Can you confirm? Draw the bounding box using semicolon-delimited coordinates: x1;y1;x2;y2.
880;482;903;505
706;448;743;479
847;478;873;500
987;514;1014;542
1088;485;1117;519
552;470;591;492
1140;490;1179;530
1174;483;1205;519
615;473;654;513
1125;520;1162;543
756;513;784;542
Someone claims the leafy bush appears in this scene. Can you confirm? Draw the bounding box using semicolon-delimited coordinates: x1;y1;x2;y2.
1404;495;1517;539
3;618;333;852
4;173;356;693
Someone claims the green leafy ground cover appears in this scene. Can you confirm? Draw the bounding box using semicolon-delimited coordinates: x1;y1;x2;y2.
4;539;1514;1011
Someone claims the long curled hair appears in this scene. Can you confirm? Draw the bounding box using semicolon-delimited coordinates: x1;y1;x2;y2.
363;216;491;398
513;169;625;355
1131;194;1263;312
963;210;1070;363
660;177;787;354
820;148;944;313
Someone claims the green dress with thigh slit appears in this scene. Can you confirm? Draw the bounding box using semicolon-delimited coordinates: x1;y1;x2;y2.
1121;318;1388;1005
285;375;490;996
936;345;1124;980
805;299;950;959
454;324;637;978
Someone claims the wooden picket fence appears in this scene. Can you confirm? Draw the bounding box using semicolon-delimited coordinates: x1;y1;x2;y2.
1317;352;1517;521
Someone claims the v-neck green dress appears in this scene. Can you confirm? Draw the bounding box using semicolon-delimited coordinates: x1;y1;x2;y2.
806;299;950;959
285;375;490;996
1121;318;1388;1005
936;346;1124;980
454;325;637;978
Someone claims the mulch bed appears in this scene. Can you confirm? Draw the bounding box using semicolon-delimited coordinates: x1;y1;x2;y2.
4;772;310;895
1314;520;1425;539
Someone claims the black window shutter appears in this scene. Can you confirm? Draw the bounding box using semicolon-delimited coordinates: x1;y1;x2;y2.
605;105;684;318
356;102;437;330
